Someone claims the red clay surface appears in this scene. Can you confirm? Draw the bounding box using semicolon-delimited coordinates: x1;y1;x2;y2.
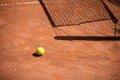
0;0;120;80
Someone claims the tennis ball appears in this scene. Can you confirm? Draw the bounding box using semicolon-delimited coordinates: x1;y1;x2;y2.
36;47;45;56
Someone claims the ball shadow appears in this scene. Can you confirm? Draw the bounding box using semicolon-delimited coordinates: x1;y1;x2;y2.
32;53;42;57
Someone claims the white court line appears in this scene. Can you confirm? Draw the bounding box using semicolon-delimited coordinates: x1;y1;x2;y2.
0;1;40;6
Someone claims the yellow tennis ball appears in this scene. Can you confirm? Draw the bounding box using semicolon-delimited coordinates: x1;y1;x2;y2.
36;47;45;55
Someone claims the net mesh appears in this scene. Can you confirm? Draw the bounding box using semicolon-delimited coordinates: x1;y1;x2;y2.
40;0;113;27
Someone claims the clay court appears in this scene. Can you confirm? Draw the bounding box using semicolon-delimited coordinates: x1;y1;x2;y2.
0;0;120;80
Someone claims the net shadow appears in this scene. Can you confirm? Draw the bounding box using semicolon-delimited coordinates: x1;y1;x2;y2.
55;36;120;41
39;0;118;27
108;0;120;6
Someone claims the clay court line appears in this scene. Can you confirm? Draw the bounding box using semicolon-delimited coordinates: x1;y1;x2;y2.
0;1;40;6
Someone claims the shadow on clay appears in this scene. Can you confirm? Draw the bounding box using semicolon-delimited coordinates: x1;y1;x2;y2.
54;36;120;41
32;53;42;57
